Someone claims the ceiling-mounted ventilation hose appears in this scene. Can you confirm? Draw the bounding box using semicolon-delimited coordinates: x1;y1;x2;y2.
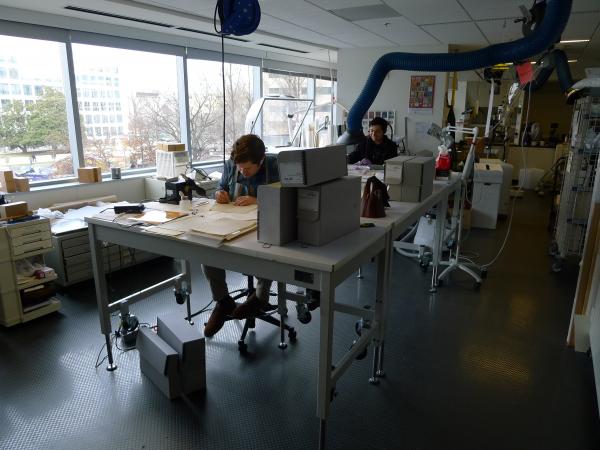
338;0;572;145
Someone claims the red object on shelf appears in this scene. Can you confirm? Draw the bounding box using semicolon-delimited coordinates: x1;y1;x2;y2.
436;152;452;178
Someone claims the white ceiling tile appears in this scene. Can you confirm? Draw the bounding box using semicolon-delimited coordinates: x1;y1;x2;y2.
354;16;439;46
385;0;469;25
562;11;600;41
459;0;525;20
258;15;352;48
422;21;488;45
572;0;600;12
330;27;394;47
318;0;383;9
477;18;523;44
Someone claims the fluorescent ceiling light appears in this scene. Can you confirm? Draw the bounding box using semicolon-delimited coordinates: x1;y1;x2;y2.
568;59;578;63
559;39;590;44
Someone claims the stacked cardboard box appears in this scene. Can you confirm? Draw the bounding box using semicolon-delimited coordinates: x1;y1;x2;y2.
0;170;16;193
384;155;435;202
158;142;186;152
77;167;102;183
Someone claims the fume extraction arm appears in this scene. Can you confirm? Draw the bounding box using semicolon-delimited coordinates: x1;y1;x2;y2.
337;0;573;145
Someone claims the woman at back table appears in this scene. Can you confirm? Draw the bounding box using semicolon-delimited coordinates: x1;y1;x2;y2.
348;117;398;166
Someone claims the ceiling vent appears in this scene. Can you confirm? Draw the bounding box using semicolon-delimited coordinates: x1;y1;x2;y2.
329;5;400;22
65;6;174;27
176;27;249;43
257;43;309;54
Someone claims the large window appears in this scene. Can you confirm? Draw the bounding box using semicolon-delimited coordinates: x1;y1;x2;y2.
315;78;334;147
187;60;257;162
262;71;313;147
0;36;73;180
73;44;179;171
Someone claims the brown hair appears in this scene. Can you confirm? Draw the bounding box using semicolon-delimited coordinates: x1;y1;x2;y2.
230;134;266;164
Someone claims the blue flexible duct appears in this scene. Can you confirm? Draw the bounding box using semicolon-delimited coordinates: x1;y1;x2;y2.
527;48;574;92
339;0;572;144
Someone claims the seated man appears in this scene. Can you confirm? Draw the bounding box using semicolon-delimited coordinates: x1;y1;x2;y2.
203;134;279;337
348;117;398;166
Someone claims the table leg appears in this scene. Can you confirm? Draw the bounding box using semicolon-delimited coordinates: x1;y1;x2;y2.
369;346;380;385
89;223;116;371
430;198;449;293
317;278;335;447
372;233;392;381
376;341;386;378
319;418;327;450
277;282;287;349
180;260;193;325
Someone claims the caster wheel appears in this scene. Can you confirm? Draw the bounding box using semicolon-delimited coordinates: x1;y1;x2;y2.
420;262;428;272
474;281;481;291
238;341;248;354
288;328;297;342
548;243;558;256
480;269;488;279
174;289;185;305
298;310;311;324
551;262;563;273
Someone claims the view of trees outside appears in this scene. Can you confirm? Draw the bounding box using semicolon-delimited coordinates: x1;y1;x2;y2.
262;71;312;147
187;60;256;162
315;78;334;146
0;34;335;184
72;44;179;171
0;36;72;180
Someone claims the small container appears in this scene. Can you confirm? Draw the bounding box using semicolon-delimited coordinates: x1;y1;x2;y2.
179;192;191;211
111;167;122;179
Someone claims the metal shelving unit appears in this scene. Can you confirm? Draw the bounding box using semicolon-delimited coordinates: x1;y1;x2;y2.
551;94;600;272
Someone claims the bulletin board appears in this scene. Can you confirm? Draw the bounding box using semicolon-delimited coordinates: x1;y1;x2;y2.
408;75;435;114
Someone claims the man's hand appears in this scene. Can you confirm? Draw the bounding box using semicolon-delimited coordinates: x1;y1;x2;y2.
234;196;257;206
215;190;230;204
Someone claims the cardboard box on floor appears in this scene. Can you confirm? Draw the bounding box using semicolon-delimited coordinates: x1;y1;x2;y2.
78;167;102;183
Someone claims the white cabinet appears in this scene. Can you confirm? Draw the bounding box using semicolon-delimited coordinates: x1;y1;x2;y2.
0;217;61;327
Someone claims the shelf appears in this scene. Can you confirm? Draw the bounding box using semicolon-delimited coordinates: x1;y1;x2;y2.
13;246;53;261
16;272;58;291
22;297;61;321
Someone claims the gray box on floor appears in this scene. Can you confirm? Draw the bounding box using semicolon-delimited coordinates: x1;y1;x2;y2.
137;327;180;400
257;182;297;246
157;313;206;395
277;145;347;187
297;176;361;246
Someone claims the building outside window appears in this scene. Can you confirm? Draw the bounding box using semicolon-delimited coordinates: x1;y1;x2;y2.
0;35;73;180
73;44;179;171
187;60;257;163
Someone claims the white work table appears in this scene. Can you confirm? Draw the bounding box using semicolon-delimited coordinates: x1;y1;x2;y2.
86;174;460;449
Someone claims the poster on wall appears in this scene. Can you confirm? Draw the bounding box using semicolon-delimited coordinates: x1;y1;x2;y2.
408;75;435;115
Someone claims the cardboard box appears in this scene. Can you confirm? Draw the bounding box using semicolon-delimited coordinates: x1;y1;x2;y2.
297;176;360;246
77;167;102;183
0;170;16;193
158;142;186;152
137;327;180;400
157;313;206;395
257;182;297;246
0;201;29;219
13;177;30;192
385;155;435;202
278;145;347;187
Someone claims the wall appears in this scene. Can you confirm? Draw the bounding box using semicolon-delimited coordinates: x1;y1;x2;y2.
526;81;573;141
7;177;146;210
337;45;448;153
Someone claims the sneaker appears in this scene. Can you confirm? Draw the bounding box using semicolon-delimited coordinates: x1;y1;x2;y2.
204;296;236;337
232;292;269;320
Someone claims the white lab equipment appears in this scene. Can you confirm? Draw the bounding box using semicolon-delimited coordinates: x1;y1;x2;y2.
479;158;513;215
472;163;503;229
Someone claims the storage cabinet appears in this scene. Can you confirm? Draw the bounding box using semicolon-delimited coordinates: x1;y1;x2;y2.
46;226;159;286
0;218;61;327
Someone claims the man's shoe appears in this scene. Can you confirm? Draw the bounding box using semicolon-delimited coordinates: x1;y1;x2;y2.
204;296;236;337
232;292;269;320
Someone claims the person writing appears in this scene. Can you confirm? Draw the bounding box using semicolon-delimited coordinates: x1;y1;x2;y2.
348;117;398;166
203;134;279;337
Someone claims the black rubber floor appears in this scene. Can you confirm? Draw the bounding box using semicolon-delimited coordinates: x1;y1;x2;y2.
1;192;599;450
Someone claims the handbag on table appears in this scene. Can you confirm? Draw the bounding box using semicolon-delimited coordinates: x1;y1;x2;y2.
361;176;389;218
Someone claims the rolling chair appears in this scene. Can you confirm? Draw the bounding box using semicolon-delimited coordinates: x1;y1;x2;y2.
222;275;297;354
